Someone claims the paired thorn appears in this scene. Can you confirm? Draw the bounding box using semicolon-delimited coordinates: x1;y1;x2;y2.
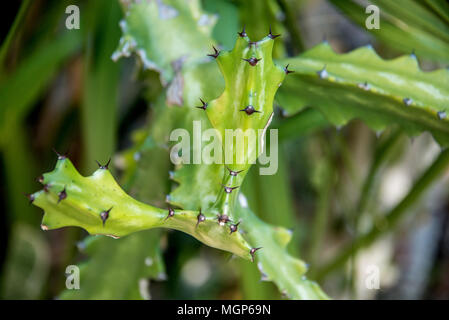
196;98;208;110
250;247;262;262
196;209;206;228
36;175;44;184
226;166;243;177
238;26;247;38
357;81;371;91
240;105;260;115
43;184;50;193
221;184;239;194
268;26;280;39
403;97;413;106
95;158;111;170
52;148;66;160
229;221;241;235
58;187;67;203
317;65;328;79
242;57;261;66
24;193;35;204
437;111;447;120
284;64;294;75
165;208;175;221
217;214;230;226
207;46;220;59
100;207;112;226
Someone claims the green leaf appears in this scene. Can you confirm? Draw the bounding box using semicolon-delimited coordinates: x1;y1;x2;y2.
0;31;82;146
1;224;50;299
277;42;449;145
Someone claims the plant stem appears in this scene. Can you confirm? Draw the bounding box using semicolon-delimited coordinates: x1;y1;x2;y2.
313;148;449;280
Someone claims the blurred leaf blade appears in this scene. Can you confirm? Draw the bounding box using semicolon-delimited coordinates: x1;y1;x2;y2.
0;31;82;146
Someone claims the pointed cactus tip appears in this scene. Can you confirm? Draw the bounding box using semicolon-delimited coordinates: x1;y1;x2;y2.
243;57;261;66
284;64;294;75
100;207;112;226
317;65;328;79
196;98;208;110
222;184;239;194
217;214;230;226
52;148;66;160
196;210;206;228
207;46;220;59
226;166;243;176
95;158;111;170
238;26;247;38
403;97;413;106
229;221;240;235
58;187;67;203
250;247;263;262
268;26;280;39
24;193;35;204
165;208;175;221
240;105;260;115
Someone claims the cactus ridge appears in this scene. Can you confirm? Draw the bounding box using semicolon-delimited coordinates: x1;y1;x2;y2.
31;156;252;260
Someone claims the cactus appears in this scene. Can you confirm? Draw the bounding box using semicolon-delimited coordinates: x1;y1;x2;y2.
30;7;328;296
277;42;449;145
31;155;252;260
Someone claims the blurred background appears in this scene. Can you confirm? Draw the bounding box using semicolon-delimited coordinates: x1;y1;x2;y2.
1;0;449;300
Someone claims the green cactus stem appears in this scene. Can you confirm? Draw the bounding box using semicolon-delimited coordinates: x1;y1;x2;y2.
31;156;252;260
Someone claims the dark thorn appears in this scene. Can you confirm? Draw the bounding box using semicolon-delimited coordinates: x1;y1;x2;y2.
284;64;294;75
226;166;243;176
52;148;66;160
238;25;247;38
242;57;261;66
58;187;67;203
95;158;111;170
240;105;260;115
207;46;220;59
24;193;35;204
250;247;263;262
317;65;328;79
357;81;370;91
229;221;240;234
36;175;44;184
100;207;112;226
217;214;230;226
268;26;280;39
196;98;208;110
43;184;50;193
248;41;257;47
196;209;206;228
165;208;175;221
221;184;239;194
403;97;413;106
